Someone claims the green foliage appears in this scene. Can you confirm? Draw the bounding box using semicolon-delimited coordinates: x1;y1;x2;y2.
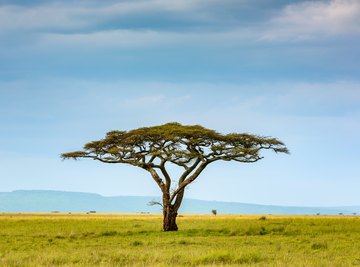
61;122;289;166
61;123;289;231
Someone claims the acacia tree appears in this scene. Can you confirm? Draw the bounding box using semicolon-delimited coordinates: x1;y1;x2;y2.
61;123;288;231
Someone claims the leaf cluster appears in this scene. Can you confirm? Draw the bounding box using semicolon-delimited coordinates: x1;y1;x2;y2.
61;122;288;168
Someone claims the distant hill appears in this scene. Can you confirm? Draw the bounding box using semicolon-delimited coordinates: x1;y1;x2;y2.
0;190;359;215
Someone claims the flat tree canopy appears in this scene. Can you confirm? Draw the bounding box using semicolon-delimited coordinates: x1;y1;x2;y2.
62;122;288;231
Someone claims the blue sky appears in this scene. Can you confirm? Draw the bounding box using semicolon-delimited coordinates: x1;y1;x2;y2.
1;0;360;206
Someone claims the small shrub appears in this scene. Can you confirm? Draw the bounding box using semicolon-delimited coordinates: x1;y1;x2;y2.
131;241;143;246
99;231;118;237
259;226;268;235
259;216;267;220
311;242;328;250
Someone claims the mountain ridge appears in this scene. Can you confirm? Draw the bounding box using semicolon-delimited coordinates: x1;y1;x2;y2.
0;190;359;215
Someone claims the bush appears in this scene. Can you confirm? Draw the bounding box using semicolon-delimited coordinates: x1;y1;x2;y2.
311;243;328;250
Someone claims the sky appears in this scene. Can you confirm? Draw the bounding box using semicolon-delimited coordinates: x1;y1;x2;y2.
1;0;360;207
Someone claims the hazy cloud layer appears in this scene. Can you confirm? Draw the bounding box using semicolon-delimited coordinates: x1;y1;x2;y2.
262;0;360;41
0;0;360;46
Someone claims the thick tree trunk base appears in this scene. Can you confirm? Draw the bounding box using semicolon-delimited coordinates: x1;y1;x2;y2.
163;225;178;231
163;211;178;231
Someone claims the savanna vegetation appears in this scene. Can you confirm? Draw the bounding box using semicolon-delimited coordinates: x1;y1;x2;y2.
62;123;288;231
1;213;359;266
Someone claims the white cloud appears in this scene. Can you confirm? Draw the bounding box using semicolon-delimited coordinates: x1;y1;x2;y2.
39;30;184;48
0;0;208;33
1;0;359;48
0;4;90;32
261;0;360;41
35;27;256;50
0;0;253;49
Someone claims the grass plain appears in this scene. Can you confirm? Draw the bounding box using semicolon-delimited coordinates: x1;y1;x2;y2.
0;213;360;266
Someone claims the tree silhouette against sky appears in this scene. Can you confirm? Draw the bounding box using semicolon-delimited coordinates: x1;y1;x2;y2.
62;122;288;231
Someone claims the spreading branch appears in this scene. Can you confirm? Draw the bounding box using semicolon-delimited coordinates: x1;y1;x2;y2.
61;122;289;218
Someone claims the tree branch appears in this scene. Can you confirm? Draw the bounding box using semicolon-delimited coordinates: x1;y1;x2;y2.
144;167;166;192
169;161;208;204
178;158;202;185
160;160;171;192
62;123;289;216
147;200;163;207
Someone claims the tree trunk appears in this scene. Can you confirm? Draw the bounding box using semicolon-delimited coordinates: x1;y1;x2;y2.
163;205;178;231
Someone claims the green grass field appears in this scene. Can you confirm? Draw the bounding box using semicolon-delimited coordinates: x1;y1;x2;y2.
0;213;359;266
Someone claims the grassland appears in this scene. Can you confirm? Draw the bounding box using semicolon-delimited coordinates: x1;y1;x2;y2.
0;213;359;266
